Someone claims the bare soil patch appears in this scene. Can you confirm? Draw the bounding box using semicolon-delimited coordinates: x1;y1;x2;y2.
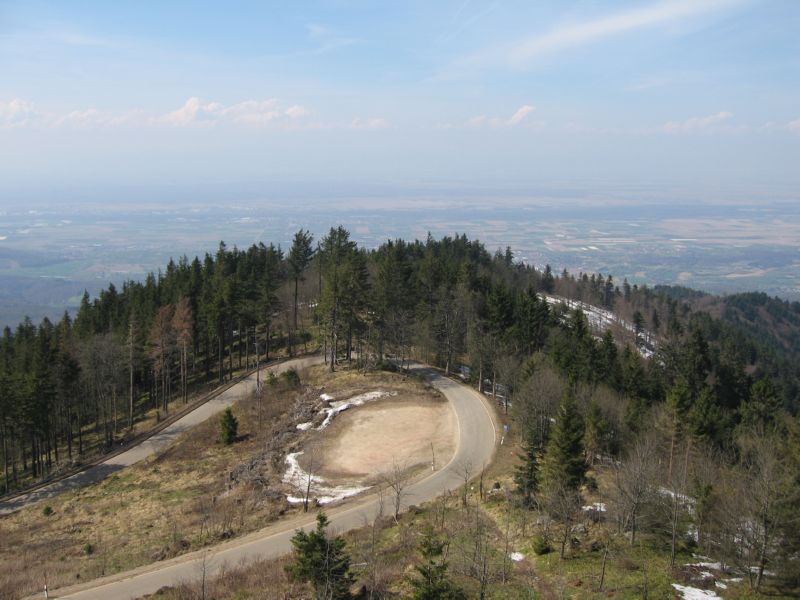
311;398;456;480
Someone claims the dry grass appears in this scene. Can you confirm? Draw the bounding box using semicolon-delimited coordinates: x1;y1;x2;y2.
0;363;439;600
140;555;309;600
0;374;301;599
145;473;539;600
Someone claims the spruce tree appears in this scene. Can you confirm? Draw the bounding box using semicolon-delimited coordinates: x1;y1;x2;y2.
409;529;466;600
542;390;586;492
583;399;607;465
287;512;353;600
514;429;540;508
288;229;315;354
218;407;238;445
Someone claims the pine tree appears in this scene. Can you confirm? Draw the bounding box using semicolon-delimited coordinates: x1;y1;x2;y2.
218;407;238;445
542;390;586;492
583;399;607;466
288;229;314;355
740;379;782;436
287;512;353;600
514;432;540;508
319;227;358;371
409;529;466;600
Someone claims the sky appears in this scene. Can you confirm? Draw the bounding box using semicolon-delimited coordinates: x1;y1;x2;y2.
1;0;799;199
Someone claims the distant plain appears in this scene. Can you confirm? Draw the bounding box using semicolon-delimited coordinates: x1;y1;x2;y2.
1;187;798;328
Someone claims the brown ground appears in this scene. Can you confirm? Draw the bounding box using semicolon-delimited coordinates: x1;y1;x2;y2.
310;396;456;480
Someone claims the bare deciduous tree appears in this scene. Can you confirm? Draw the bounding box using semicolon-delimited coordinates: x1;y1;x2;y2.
149;304;175;413
543;481;581;559
612;434;659;546
382;460;410;522
172;297;194;404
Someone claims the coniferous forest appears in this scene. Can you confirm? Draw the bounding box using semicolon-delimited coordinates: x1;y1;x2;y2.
1;227;798;590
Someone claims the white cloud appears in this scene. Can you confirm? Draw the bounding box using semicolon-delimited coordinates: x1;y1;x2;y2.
508;105;535;125
465;105;537;128
285;105;308;119
221;99;281;125
54;108;146;128
0;99;38;128
158;96;203;126
789;119;800;135
466;0;743;69
660;111;733;133
157;97;306;127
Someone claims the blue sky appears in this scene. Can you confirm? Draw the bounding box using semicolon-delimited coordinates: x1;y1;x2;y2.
1;0;799;195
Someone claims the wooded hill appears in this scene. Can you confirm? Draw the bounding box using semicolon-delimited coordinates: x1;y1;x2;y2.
0;228;797;489
0;228;798;589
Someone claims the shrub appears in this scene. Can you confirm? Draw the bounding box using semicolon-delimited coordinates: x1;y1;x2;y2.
287;513;353;599
83;543;94;555
219;407;238;445
532;535;551;555
282;368;300;388
42;505;53;516
266;372;278;387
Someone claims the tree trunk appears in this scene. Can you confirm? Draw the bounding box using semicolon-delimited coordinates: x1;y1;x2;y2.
217;328;224;384
599;540;609;591
228;323;234;381
292;277;299;357
129;322;135;431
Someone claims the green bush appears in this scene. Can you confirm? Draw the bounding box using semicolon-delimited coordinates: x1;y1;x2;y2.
266;372;278;387
83;543;94;555
282;368;300;387
219;407;238;445
42;505;53;516
532;535;551;555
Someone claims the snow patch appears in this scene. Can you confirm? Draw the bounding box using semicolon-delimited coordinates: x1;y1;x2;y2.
541;294;656;359
660;487;695;506
510;552;524;562
671;584;722;600
715;581;727;590
283;452;369;505
686;561;722;571
317;390;397;430
582;502;607;512
286;390;398;502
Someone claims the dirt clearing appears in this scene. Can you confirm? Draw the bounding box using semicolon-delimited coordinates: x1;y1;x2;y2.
314;398;456;479
284;366;456;505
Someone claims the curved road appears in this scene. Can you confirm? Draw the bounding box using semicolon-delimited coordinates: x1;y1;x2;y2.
0;356;324;516
44;362;498;600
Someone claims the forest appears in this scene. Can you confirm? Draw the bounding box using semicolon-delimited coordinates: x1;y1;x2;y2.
0;227;798;593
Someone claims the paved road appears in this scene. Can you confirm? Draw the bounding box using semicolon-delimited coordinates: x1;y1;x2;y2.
49;363;498;600
0;356;324;516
